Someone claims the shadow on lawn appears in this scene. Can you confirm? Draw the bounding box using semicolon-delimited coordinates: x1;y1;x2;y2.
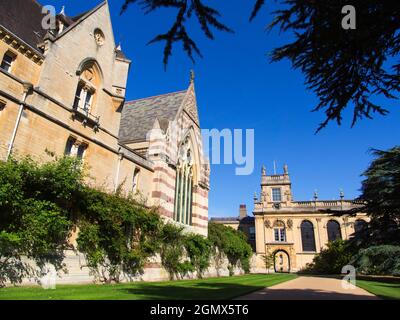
235;288;381;300
118;282;266;300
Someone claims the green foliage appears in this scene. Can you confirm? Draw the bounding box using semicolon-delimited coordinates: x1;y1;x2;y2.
262;251;274;274
351;245;400;276
0;157;78;286
159;223;187;280
183;233;211;278
208;222;253;275
77;188;162;283
304;239;352;274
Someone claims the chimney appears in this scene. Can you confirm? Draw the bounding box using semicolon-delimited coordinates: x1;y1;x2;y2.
239;204;247;219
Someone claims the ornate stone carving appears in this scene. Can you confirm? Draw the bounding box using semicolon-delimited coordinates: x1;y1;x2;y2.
264;220;271;228
287;219;293;230
94;28;105;46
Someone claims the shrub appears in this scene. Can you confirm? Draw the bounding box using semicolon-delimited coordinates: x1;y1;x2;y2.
351;245;400;276
304;239;352;274
208;222;253;275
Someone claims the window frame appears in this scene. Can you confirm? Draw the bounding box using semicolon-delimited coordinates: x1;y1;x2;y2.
300;220;316;252
272;187;282;202
273;227;286;242
1;51;15;72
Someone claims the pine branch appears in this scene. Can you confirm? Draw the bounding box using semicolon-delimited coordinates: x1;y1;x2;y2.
121;0;232;67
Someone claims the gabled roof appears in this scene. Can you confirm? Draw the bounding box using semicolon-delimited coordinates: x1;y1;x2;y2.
0;0;46;50
0;1;129;59
119;90;187;143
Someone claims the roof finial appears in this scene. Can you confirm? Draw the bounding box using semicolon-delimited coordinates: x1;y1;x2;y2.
190;69;195;84
60;6;65;15
283;163;289;174
116;42;122;51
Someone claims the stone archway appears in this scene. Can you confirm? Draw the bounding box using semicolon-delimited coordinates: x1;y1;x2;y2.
273;250;290;273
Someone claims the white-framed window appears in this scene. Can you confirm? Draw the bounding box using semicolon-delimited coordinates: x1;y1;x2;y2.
1;51;15;72
65;137;87;160
73;82;94;115
272;188;282;202
132;168;140;193
274;227;286;242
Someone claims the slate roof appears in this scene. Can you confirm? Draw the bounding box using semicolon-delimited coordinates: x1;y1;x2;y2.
0;1;129;59
119;90;187;143
0;0;46;50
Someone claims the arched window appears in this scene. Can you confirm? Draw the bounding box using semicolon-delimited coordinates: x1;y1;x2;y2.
174;139;194;225
273;220;286;242
74;60;101;116
301;220;316;252
327;220;342;241
354;219;367;233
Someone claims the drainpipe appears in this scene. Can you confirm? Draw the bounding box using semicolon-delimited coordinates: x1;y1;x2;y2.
7;82;33;160
114;149;123;192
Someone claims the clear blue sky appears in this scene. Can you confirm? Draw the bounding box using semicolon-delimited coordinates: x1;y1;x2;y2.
44;0;400;218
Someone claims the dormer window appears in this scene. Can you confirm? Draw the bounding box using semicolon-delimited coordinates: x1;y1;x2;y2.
1;51;16;73
272;188;282;202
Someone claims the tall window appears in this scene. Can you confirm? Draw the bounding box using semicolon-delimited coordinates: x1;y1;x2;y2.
273;220;286;242
132;168;140;193
272;188;282;202
73;82;94;116
327;220;342;242
354;219;367;233
174;142;193;225
301;220;316;251
1;51;15;72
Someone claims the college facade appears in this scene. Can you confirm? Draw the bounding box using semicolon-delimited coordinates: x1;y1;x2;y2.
253;165;368;272
213;165;368;272
0;0;210;238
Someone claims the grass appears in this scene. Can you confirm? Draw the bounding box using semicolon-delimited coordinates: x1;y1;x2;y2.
0;273;297;300
356;278;400;300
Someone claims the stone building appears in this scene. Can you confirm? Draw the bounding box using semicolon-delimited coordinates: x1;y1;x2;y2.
0;0;210;238
210;205;256;251
253;165;368;272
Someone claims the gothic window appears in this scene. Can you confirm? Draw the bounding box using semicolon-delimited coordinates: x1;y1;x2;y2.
273;220;286;242
174;140;194;225
301;220;316;252
327;220;342;242
354;219;367;233
74;60;101;116
1;51;15;72
272;188;282;202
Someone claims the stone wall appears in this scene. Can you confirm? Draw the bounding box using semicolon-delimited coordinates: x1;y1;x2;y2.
17;251;268;286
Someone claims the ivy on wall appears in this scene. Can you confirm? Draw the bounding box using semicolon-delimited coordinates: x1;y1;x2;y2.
0;157;253;286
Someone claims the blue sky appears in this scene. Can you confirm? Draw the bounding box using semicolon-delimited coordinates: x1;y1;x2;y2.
44;0;400;218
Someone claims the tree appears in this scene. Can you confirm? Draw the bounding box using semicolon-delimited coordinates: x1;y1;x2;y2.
121;0;400;131
262;251;274;274
330;146;400;247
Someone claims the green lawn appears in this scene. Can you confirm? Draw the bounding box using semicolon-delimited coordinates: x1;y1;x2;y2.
0;273;296;300
356;278;400;300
